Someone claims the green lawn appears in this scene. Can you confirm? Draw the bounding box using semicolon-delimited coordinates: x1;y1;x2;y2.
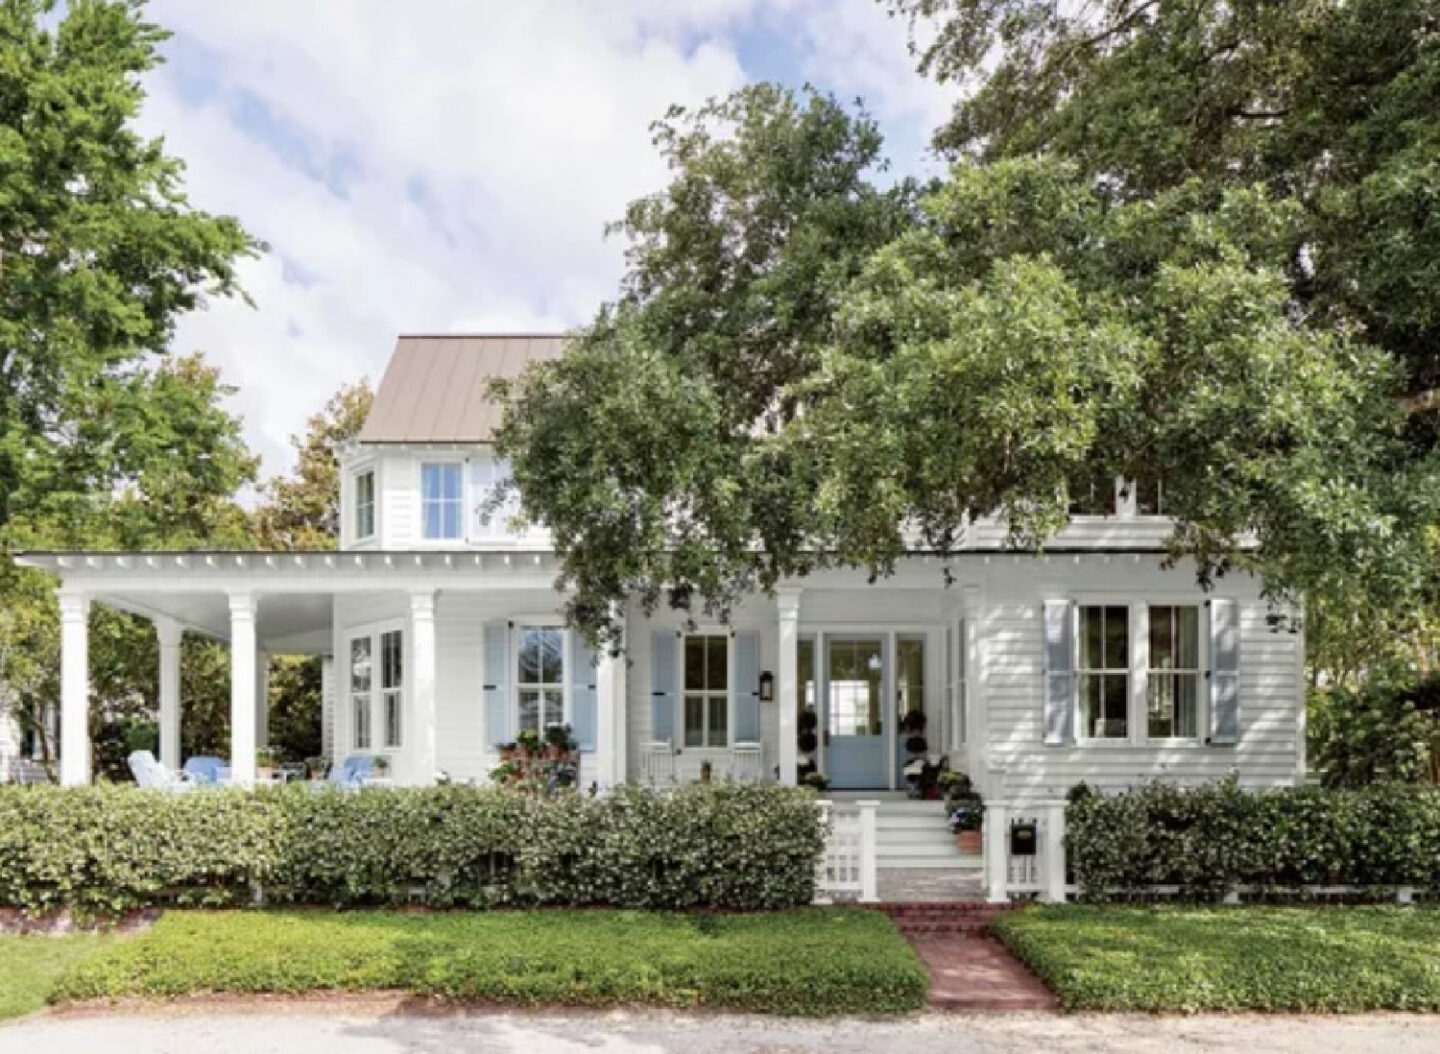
992;904;1440;1013
41;907;925;1016
0;934;115;1021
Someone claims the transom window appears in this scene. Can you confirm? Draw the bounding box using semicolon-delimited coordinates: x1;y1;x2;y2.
381;629;403;748
1078;605;1129;739
1148;605;1200;738
354;469;375;539
517;627;565;734
421;462;463;540
683;634;729;748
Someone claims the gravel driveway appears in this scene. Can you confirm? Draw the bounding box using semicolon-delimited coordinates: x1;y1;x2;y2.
4;1003;1440;1054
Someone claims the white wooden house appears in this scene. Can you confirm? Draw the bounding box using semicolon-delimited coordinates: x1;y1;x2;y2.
13;335;1306;815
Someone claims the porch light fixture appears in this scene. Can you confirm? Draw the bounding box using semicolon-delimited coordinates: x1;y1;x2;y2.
758;670;774;702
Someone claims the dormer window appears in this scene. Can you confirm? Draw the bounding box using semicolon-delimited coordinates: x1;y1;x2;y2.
421;462;463;540
354;469;375;540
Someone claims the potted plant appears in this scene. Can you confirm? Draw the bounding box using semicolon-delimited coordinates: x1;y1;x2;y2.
544;723;576;760
947;786;984;854
901;709;928;756
801;771;831;793
488;759;519;784
373;755;391;781
516;728;542;760
305;756;328;780
255;745;279;781
496;741;517;761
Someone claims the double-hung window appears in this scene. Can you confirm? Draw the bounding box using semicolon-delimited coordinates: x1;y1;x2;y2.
517;626;565;733
1078;605;1129;739
1148;605;1200;738
683;634;729;748
421;462;463;540
350;636;373;750
350;627;403;752
381;629;403;748
354;469;375;540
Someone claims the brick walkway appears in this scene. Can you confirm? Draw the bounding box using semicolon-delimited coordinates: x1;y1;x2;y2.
881;903;1059;1013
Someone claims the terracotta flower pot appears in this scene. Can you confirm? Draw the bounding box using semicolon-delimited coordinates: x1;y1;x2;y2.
956;828;983;854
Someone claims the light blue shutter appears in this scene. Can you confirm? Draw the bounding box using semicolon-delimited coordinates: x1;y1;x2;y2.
731;631;761;743
483;622;511;747
651;631;677;744
570;632;598;752
1043;599;1075;746
1208;598;1241;745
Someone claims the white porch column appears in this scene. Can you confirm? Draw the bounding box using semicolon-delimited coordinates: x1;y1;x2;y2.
984;799;1010;903
229;593;258;787
1041;799;1068;903
596;604;628;788
409;590;438;784
156;617;183;770
776;588;801;786
58;591;91;786
255;649;271;749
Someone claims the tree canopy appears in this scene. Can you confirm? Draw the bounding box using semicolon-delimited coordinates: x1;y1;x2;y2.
494;64;1429;649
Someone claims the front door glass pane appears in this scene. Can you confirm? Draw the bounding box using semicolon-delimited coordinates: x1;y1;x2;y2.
828;639;882;737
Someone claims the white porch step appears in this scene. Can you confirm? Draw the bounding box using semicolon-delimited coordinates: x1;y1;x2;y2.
880;853;983;870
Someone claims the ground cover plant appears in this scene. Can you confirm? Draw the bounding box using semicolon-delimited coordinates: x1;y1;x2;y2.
0;933;115;1021
992;904;1440;1013
44;907;926;1016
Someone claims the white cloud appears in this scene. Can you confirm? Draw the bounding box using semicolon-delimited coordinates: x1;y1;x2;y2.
140;0;950;486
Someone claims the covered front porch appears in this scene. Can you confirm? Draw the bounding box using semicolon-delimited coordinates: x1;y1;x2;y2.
17;550;626;789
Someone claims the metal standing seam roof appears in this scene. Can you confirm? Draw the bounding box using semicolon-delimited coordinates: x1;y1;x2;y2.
357;334;570;443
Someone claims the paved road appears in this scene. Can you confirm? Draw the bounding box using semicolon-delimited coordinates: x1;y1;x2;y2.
4;1005;1440;1054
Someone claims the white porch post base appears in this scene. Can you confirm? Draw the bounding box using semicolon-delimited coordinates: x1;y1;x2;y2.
595;649;618;788
776;588;801;786
59;591;91;786
229;593;258;787
156;617;183;770
984;800;1010;903
1041;800;1067;903
410;590;438;785
857;799;879;903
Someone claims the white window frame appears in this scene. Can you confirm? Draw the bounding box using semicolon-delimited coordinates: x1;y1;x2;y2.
420;459;465;542
1146;603;1203;742
681;630;731;750
346;620;404;757
1075;604;1131;741
512;618;569;735
353;466;376;541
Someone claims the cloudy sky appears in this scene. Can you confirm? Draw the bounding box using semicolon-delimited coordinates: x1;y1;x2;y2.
141;0;956;485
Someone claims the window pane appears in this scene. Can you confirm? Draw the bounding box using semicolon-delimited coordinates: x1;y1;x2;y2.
519;630;541;683
798;639;815;713
684;637;705;690
538;628;564;683
1147;673;1175;738
353;695;370;749
708;696;727;745
1079;608;1101;669
350;637;371;692
518;689;541;734
385;691;402;748
382;631;402;689
1080;674;1100;738
1175;673;1198;737
1104;607;1129;668
684;695;705;747
707;635;728;691
544;688;564;728
1176;606;1199;668
1150;606;1174;670
1102;674;1128;737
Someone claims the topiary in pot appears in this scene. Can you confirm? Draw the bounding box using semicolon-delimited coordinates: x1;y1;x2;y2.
797;730;818;754
905;734;928;756
798;709;818;733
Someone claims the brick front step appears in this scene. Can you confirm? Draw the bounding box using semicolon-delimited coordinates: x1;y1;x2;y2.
867;900;1022;936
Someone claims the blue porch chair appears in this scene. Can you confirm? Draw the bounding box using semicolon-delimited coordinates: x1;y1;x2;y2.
182;755;231;786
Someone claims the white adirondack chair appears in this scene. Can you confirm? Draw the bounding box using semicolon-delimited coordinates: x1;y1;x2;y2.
728;741;763;783
127;750;196;792
641;741;676;787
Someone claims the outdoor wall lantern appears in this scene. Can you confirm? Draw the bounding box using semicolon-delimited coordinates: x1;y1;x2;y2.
759;670;775;702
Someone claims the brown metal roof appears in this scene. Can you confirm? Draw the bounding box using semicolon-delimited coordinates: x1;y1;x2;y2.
358;334;569;443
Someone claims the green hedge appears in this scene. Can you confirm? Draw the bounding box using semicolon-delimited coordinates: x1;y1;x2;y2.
50;908;928;1016
1066;780;1440;899
0;783;824;914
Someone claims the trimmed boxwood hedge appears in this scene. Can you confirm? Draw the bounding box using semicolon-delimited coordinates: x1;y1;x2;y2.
0;782;825;914
1066;779;1440;900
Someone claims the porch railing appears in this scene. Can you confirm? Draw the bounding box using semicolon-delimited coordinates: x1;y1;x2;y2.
814;799;878;903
